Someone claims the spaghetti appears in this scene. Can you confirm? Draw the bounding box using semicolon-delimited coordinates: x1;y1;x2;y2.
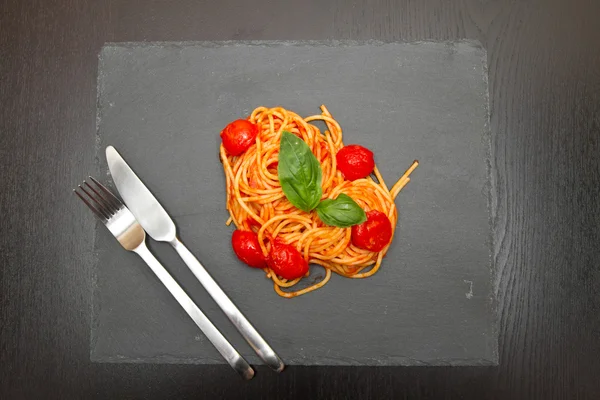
220;105;418;298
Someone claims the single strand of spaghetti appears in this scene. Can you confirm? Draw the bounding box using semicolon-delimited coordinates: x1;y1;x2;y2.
373;166;390;192
318;104;335;126
322;122;342;149
390;169;415;195
391;177;411;199
304;114;343;139
344;264;374;277
351;253;385;278
307;107;343;145
269;271;302;288
390;160;419;197
250;107;269;121
387;203;398;221
274;268;332;298
320;104;333;119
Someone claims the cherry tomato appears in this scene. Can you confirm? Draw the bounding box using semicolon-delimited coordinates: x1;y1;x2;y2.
232;230;266;268
336;144;375;181
351;210;392;252
267;239;309;280
220;119;259;156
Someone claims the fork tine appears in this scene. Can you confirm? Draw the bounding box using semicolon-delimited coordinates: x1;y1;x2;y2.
89;176;124;210
74;187;109;221
84;180;118;216
79;183;112;220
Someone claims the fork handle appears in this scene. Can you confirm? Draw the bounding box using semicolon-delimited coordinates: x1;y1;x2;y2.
134;242;254;380
171;238;285;373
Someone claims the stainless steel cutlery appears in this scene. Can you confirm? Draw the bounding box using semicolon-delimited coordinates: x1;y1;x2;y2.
74;146;285;378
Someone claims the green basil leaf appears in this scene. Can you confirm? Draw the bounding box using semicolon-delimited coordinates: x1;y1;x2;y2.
278;131;323;212
316;193;367;228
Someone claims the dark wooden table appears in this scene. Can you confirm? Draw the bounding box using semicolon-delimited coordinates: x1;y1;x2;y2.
2;1;599;398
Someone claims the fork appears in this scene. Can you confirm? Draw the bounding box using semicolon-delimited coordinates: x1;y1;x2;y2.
74;177;254;380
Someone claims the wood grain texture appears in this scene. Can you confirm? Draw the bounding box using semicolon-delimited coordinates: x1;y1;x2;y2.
1;0;599;398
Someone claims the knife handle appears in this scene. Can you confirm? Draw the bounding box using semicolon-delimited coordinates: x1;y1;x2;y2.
134;242;255;380
170;238;285;373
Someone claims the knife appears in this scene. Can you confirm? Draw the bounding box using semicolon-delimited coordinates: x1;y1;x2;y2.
106;145;285;373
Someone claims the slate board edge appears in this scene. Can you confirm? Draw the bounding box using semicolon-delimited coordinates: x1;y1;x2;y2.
90;354;497;367
481;44;500;365
98;39;485;53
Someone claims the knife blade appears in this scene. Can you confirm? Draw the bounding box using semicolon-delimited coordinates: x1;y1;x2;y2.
106;145;285;372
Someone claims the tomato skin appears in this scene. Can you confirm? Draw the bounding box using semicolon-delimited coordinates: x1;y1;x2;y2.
336;145;375;181
220;119;259;156
267;239;309;280
351;210;392;252
232;230;266;268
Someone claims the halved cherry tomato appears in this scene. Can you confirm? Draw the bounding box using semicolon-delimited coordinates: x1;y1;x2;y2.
336;144;375;181
220;119;259;156
351;210;392;252
232;230;266;268
267;239;309;280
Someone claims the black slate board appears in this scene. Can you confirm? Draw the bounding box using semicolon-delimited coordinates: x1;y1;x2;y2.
92;41;496;366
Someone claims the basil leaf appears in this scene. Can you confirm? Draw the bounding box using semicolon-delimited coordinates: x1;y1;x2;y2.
316;193;366;228
278;131;323;212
